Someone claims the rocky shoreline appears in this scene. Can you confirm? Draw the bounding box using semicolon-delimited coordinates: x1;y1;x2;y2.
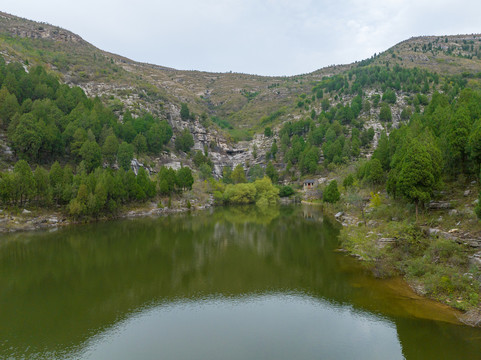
329;207;481;327
0;197;214;234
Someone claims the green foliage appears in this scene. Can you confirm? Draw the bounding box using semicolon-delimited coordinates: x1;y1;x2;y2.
199;163;213;180
136;167;156;199
372;132;390;171
157;166;176;195
102;134;119;166
146;120;173;153
117;142;134;171
0;58;172;165
180;103;190;120
341;223;480;309
79;140;102;172
222;177;279;206
299;146;319;175
175;128;194;152
321;98;330;111
177;167;194;190
280;119;312;138
369;192;382;208
223;183;256;204
259;108;286;126
34;165;52;206
248;164;264;182
265;161;278;183
342;174;355;188
231;164;247;184
368;159;384;184
228;128;252;142
401;107;412;120
211;116;233;129
395;138;441;212
379;103;392;122
323;180;340;203
286;135;307;164
382;89;397;104
279;185;294;197
132;133;147;155
254;177;279;206
269;141;278;160
192;150;213;169
264;127;272;137
222;166;233;184
0;157;189;217
13;160;35;206
241;89;259;101
0;87;20;126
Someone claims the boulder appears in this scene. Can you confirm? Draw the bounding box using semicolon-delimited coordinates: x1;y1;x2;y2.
468;252;481;267
448;209;458;216
377;238;396;248
428;201;452;210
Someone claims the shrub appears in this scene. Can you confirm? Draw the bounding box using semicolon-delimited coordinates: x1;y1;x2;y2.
279;185;295;197
323;180;340;203
342;174;355;188
224;183;256;204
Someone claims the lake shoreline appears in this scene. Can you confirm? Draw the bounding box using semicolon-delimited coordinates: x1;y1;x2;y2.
0;194;301;234
310;201;481;328
0;196;214;233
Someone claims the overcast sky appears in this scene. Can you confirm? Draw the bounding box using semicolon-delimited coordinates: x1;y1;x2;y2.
3;1;481;76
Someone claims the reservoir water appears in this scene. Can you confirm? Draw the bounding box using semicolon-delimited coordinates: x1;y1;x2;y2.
1;205;480;359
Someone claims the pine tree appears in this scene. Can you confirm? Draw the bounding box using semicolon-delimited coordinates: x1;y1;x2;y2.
323;180;340;203
396;139;439;220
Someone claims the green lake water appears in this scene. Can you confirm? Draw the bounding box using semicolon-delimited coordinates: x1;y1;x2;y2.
1;205;480;359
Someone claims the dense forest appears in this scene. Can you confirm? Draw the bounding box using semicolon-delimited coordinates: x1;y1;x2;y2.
0;56;195;218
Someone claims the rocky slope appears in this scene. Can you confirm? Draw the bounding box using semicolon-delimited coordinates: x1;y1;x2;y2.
1;11;481;178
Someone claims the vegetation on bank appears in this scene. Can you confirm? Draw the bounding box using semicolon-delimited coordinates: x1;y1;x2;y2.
298;157;481;315
0;57;202;219
0;159;194;219
337;193;481;313
211;176;280;207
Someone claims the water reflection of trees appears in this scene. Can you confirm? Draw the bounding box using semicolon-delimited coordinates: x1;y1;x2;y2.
0;205;345;357
1;205;477;359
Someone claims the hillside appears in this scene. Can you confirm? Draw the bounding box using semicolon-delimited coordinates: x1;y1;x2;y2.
0;11;331;130
0;11;480;172
2;12;481;316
